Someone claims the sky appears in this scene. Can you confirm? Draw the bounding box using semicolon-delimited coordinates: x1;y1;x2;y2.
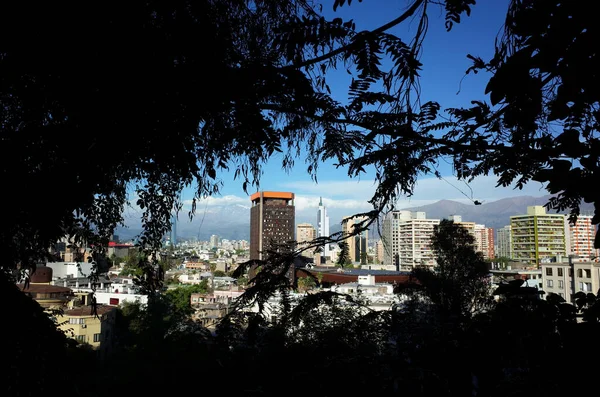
131;0;550;229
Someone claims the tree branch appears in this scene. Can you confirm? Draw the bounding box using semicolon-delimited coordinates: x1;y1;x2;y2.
280;0;425;70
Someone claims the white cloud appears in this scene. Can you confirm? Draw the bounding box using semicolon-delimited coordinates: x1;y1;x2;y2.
182;195;249;208
279;174;548;205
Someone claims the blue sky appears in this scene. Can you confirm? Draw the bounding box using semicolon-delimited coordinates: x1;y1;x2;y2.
171;0;548;225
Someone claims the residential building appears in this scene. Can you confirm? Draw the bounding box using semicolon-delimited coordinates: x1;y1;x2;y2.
296;223;316;245
46;261;94;280
510;206;566;267
383;211;440;270
567;215;599;262
448;215;476;236
375;240;384;263
107;241;134;259
57;305;117;353
474;224;495;260
342;216;369;264
210;234;220;249
316;197;331;260
250;191;295;260
497;225;512;259
541;258;600;303
18;266;72;309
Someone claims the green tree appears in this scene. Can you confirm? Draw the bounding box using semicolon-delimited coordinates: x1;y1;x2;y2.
360;251;367;266
164;281;210;316
336;242;352;268
297;276;316;292
399;219;491;320
213;270;226;277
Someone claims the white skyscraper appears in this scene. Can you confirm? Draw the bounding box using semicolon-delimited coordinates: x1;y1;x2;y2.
317;197;330;258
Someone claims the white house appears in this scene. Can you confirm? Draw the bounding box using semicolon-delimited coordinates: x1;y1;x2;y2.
46;262;94;279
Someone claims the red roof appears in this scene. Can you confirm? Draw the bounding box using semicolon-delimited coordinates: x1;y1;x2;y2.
108;242;133;248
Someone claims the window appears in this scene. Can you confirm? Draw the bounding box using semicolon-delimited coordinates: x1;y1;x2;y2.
76;335;86;343
558;280;564;289
69;318;78;325
93;333;101;343
558;268;563;277
585;282;593;292
545;267;553;276
579;282;584;291
79;318;85;325
546;280;553;288
585;269;591;278
577;269;583;278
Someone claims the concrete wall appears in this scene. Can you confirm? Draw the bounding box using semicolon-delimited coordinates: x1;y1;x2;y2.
47;262;94;279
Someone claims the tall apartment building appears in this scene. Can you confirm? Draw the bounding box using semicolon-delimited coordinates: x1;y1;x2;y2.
210;234;220;249
447;215;493;259
342;216;369;264
316;197;331;259
447;215;475;236
250;191;295;261
474;224;495;260
567;215;599;262
496;225;512;259
383;211;440;270
510;206;566;267
375;240;384;263
296;223;316;245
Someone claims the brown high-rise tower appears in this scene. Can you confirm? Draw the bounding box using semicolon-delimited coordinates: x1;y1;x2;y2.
250;191;295;261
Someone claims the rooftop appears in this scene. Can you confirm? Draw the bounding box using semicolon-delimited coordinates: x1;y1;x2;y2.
17;284;72;294
312;268;410;276
63;305;116;317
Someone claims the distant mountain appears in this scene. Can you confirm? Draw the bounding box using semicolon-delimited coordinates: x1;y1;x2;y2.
400;195;594;230
116;203;252;242
115;195;595;242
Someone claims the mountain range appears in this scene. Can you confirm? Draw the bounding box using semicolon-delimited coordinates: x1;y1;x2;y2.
115;195;594;242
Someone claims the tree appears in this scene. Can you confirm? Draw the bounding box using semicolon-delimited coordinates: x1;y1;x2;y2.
360;251;367;266
336;242;352;268
1;0;480;278
297;276;317;292
399;219;491;320
164;281;210;316
213;270;227;277
443;0;600;239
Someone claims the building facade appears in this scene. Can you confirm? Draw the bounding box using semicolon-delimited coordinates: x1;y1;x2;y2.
568;215;599;262
296;223;316;245
210;234;220;249
474;224;495;260
497;225;512;259
316;197;330;259
510;206;566;267
541;259;600;303
57;305;117;353
342;216;369;264
447;215;476;236
383;211;440;270
250;191;295;261
375;240;385;263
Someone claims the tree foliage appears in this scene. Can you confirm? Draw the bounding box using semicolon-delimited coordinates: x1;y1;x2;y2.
336;241;352;267
397;219;491;320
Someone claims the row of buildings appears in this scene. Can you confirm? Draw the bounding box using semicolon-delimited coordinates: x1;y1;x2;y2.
381;212;495;270
496;206;598;265
250;192;370;266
